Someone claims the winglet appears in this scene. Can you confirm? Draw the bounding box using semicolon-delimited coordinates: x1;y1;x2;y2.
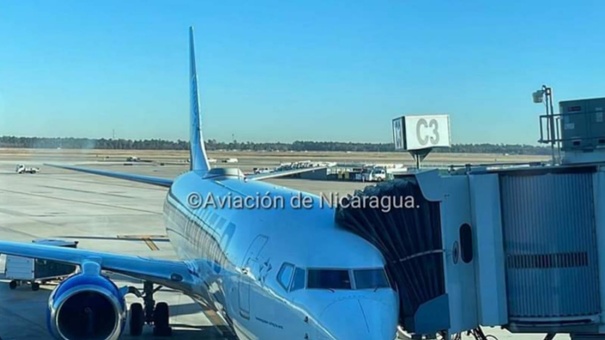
189;26;210;173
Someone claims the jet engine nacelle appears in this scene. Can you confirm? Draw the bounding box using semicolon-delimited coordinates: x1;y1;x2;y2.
46;270;126;340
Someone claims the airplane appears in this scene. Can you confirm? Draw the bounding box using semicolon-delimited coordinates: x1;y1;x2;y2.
0;27;399;340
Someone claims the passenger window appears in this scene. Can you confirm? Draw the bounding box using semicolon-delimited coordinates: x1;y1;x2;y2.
215;217;226;231
290;267;306;291
209;213;219;226
277;263;294;290
307;269;351;289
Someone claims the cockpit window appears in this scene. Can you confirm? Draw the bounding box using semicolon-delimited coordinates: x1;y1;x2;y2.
290;267;305;291
307;269;351;289
277;263;294;290
353;268;389;289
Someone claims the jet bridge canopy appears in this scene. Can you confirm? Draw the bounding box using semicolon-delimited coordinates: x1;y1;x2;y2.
334;179;447;333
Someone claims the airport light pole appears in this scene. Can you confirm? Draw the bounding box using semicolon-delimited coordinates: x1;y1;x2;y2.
533;85;557;165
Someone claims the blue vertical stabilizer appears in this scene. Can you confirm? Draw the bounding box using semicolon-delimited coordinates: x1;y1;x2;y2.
189;26;210;173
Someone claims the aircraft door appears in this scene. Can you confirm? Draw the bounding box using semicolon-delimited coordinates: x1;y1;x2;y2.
239;258;258;319
238;235;268;320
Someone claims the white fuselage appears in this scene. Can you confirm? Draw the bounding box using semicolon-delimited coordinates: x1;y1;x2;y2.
162;170;399;339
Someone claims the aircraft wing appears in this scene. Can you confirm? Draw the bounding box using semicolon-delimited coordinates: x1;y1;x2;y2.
246;166;327;181
46;162;327;183
0;240;197;291
45;163;173;188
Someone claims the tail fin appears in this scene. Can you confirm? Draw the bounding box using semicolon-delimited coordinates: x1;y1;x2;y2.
189;26;210;172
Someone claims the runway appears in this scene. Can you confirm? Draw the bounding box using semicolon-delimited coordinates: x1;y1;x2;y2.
0;160;565;340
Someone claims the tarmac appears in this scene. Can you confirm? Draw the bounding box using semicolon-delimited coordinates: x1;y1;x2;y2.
0;160;369;339
0;159;566;340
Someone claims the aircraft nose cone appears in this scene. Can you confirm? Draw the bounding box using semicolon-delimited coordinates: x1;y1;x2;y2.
319;298;397;340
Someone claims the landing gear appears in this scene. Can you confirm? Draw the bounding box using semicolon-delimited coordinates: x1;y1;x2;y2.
8;280;40;290
127;281;172;337
129;303;144;336
152;302;172;336
143;281;155;325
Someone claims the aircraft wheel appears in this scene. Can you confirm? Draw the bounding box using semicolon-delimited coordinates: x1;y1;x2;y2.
153;302;172;336
31;282;40;291
153;302;169;328
9;280;17;290
129;303;144;336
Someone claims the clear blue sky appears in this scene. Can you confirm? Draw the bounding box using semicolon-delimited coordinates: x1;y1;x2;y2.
1;1;604;144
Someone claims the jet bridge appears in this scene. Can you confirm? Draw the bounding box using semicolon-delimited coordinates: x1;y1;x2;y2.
335;179;448;334
336;95;605;339
335;164;605;340
335;171;480;336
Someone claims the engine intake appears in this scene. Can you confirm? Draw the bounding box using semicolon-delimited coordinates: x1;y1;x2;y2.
47;270;126;340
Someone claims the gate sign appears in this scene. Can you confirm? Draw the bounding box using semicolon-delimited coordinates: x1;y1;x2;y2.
392;118;404;150
392;114;451;151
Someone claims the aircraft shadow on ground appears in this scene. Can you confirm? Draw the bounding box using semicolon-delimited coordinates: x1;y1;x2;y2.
122;325;236;340
165;325;238;340
169;302;204;317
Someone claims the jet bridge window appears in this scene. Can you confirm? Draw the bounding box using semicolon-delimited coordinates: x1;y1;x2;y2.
277;263;294;290
353;268;390;289
459;223;473;263
307;269;351;290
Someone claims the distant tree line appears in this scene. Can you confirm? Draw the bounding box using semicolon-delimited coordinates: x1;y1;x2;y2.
0;136;551;155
